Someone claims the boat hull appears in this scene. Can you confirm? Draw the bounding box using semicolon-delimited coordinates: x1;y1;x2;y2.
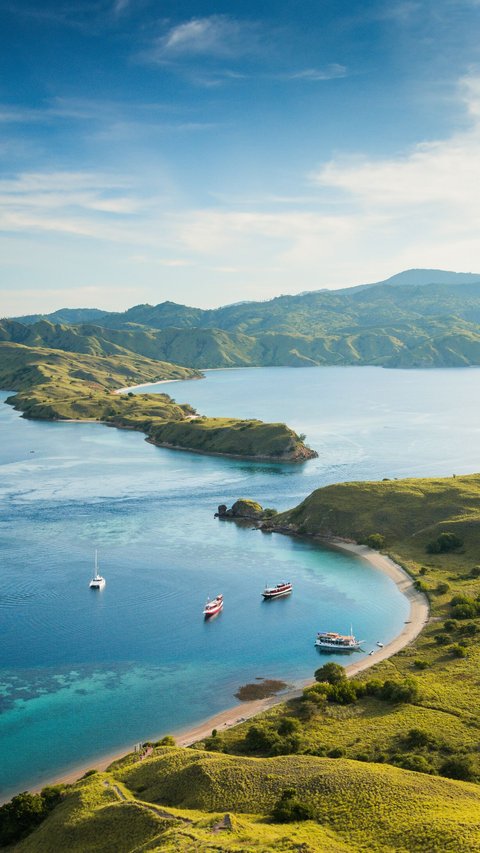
204;603;223;618
262;589;292;599
314;642;360;653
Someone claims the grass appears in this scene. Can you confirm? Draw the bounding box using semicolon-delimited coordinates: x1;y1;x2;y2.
14;750;480;852
0;342;315;462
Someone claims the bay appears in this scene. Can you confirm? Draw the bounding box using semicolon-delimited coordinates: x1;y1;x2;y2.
3;364;477;798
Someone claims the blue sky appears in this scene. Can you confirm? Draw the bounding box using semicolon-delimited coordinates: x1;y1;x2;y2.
1;0;480;313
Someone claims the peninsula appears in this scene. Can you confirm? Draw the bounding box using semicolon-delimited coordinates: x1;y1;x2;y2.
0;342;316;463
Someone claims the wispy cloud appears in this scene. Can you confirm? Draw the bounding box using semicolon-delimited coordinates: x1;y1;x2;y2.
280;65;347;82
151;15;256;61
143;15;261;68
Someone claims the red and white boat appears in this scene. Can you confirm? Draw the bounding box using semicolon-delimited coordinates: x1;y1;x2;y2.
203;594;223;617
262;581;292;599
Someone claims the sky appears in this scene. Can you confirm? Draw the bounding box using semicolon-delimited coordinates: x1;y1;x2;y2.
1;0;480;313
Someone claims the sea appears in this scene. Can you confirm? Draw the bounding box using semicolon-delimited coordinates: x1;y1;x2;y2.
1;365;480;798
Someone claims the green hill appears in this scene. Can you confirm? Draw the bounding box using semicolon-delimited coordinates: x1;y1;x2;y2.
10;749;480;852
269;473;480;548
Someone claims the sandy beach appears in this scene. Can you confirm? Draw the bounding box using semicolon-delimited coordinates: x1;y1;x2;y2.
23;541;428;798
114;378;181;394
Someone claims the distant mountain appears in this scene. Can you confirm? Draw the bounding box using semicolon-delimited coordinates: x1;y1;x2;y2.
11;308;109;326
345;268;480;293
7;269;480;369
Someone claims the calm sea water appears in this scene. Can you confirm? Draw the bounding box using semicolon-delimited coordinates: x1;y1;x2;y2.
2;365;479;798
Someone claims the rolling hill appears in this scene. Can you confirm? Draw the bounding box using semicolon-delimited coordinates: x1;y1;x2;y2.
7;269;480;368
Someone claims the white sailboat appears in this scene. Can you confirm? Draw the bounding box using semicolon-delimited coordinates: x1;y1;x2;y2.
89;550;106;590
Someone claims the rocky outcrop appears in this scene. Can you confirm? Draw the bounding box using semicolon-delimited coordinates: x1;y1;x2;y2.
215;499;265;520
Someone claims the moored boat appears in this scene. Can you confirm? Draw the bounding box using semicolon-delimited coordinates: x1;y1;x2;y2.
203;593;223;617
262;581;292;599
315;630;364;652
89;550;106;590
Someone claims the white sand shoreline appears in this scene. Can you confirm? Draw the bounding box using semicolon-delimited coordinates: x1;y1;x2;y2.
114;378;181;394
16;540;428;801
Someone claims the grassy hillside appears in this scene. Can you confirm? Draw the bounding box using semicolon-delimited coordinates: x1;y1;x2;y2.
6;314;480;370
12;749;480;852
0;343;315;462
148;417;316;461
269;473;480;546
200;475;480;782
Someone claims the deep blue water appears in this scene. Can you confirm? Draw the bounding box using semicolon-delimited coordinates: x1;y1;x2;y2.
3;364;479;798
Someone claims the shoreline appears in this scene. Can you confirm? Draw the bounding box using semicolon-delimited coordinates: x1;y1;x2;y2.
114;378;182;394
21;540;428;800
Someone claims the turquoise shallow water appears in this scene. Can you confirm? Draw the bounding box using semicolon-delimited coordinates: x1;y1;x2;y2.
2;364;479;798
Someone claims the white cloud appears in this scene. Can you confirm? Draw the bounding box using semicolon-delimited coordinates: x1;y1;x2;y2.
4;74;480;307
147;15;258;62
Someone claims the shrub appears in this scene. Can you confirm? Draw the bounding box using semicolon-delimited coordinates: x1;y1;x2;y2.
277;717;300;736
470;566;480;578
328;681;359;705
443;619;458;632
391;753;435;774
327;747;345;758
314;662;346;685
435;582;450;595
263;508;278;518
271;788;315;823
403;728;436;749
426;532;463;554
377;678;419;704
365;533;386;550
459;622;478;636
440;756;476;782
156;735;176;747
449;595;480;619
413;659;429;670
450;644;467;658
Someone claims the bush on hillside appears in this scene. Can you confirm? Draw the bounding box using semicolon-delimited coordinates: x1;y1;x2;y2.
364;533;386;549
426;532;463;554
449;594;480;619
0;787;63;847
271;788;315;823
440;755;477;782
391;753;435;774
314;662;346;685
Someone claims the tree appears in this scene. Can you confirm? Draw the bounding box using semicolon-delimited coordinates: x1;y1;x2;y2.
314;662;346;685
365;533;385;550
0;792;46;846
